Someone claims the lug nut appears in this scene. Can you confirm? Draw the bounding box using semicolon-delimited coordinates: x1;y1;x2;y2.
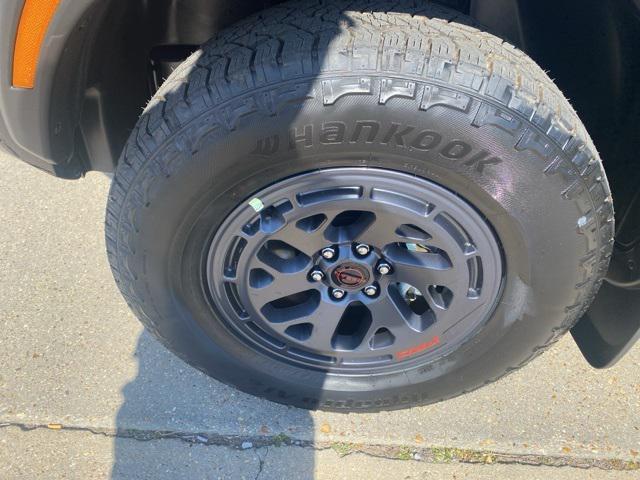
363;285;378;297
376;262;392;275
355;244;370;256
310;269;325;282
331;288;346;300
321;247;336;260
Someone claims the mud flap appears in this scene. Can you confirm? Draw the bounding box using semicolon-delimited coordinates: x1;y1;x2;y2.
572;281;640;368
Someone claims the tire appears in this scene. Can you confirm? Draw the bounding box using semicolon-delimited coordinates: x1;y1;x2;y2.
105;0;614;411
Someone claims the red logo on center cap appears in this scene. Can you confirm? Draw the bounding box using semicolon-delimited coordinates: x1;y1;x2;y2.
332;264;370;288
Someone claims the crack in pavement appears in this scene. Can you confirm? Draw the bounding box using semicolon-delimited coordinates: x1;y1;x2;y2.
254;447;268;480
1;421;638;472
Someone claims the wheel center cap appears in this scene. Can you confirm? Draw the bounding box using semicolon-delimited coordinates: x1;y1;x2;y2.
332;263;370;289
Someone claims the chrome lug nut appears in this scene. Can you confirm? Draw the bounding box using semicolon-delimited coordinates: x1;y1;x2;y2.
310;269;325;282
355;244;370;256
321;247;336;260
376;262;392;275
331;288;346;300
363;285;378;297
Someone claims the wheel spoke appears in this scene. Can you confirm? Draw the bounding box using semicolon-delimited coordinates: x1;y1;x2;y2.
354;296;406;352
370;296;426;346
268;222;328;257
302;300;348;353
248;263;314;305
354;211;405;247
390;253;461;294
366;295;407;330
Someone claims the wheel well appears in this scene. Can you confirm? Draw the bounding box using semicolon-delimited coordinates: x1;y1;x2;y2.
55;0;287;174
507;0;640;231
62;0;639;226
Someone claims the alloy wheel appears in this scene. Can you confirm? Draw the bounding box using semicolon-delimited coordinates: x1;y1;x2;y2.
207;168;503;373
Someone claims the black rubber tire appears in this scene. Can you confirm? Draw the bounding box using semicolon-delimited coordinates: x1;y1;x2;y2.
106;0;614;411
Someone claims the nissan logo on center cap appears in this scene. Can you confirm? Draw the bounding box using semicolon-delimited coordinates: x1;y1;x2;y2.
332;263;370;289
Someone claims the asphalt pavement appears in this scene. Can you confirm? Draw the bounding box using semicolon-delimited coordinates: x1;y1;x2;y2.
0;151;638;479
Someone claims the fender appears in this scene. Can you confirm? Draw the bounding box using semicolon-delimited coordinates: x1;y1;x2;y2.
0;0;102;178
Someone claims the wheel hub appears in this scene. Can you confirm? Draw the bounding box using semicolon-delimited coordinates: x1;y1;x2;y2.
206;168;503;373
332;262;370;289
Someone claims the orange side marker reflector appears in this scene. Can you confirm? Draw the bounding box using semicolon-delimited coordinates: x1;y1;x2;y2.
12;0;61;89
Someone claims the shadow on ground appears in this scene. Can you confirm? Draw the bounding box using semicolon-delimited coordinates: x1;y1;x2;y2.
112;332;316;478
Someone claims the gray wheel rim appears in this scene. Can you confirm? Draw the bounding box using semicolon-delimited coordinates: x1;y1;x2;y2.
207;168;504;373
